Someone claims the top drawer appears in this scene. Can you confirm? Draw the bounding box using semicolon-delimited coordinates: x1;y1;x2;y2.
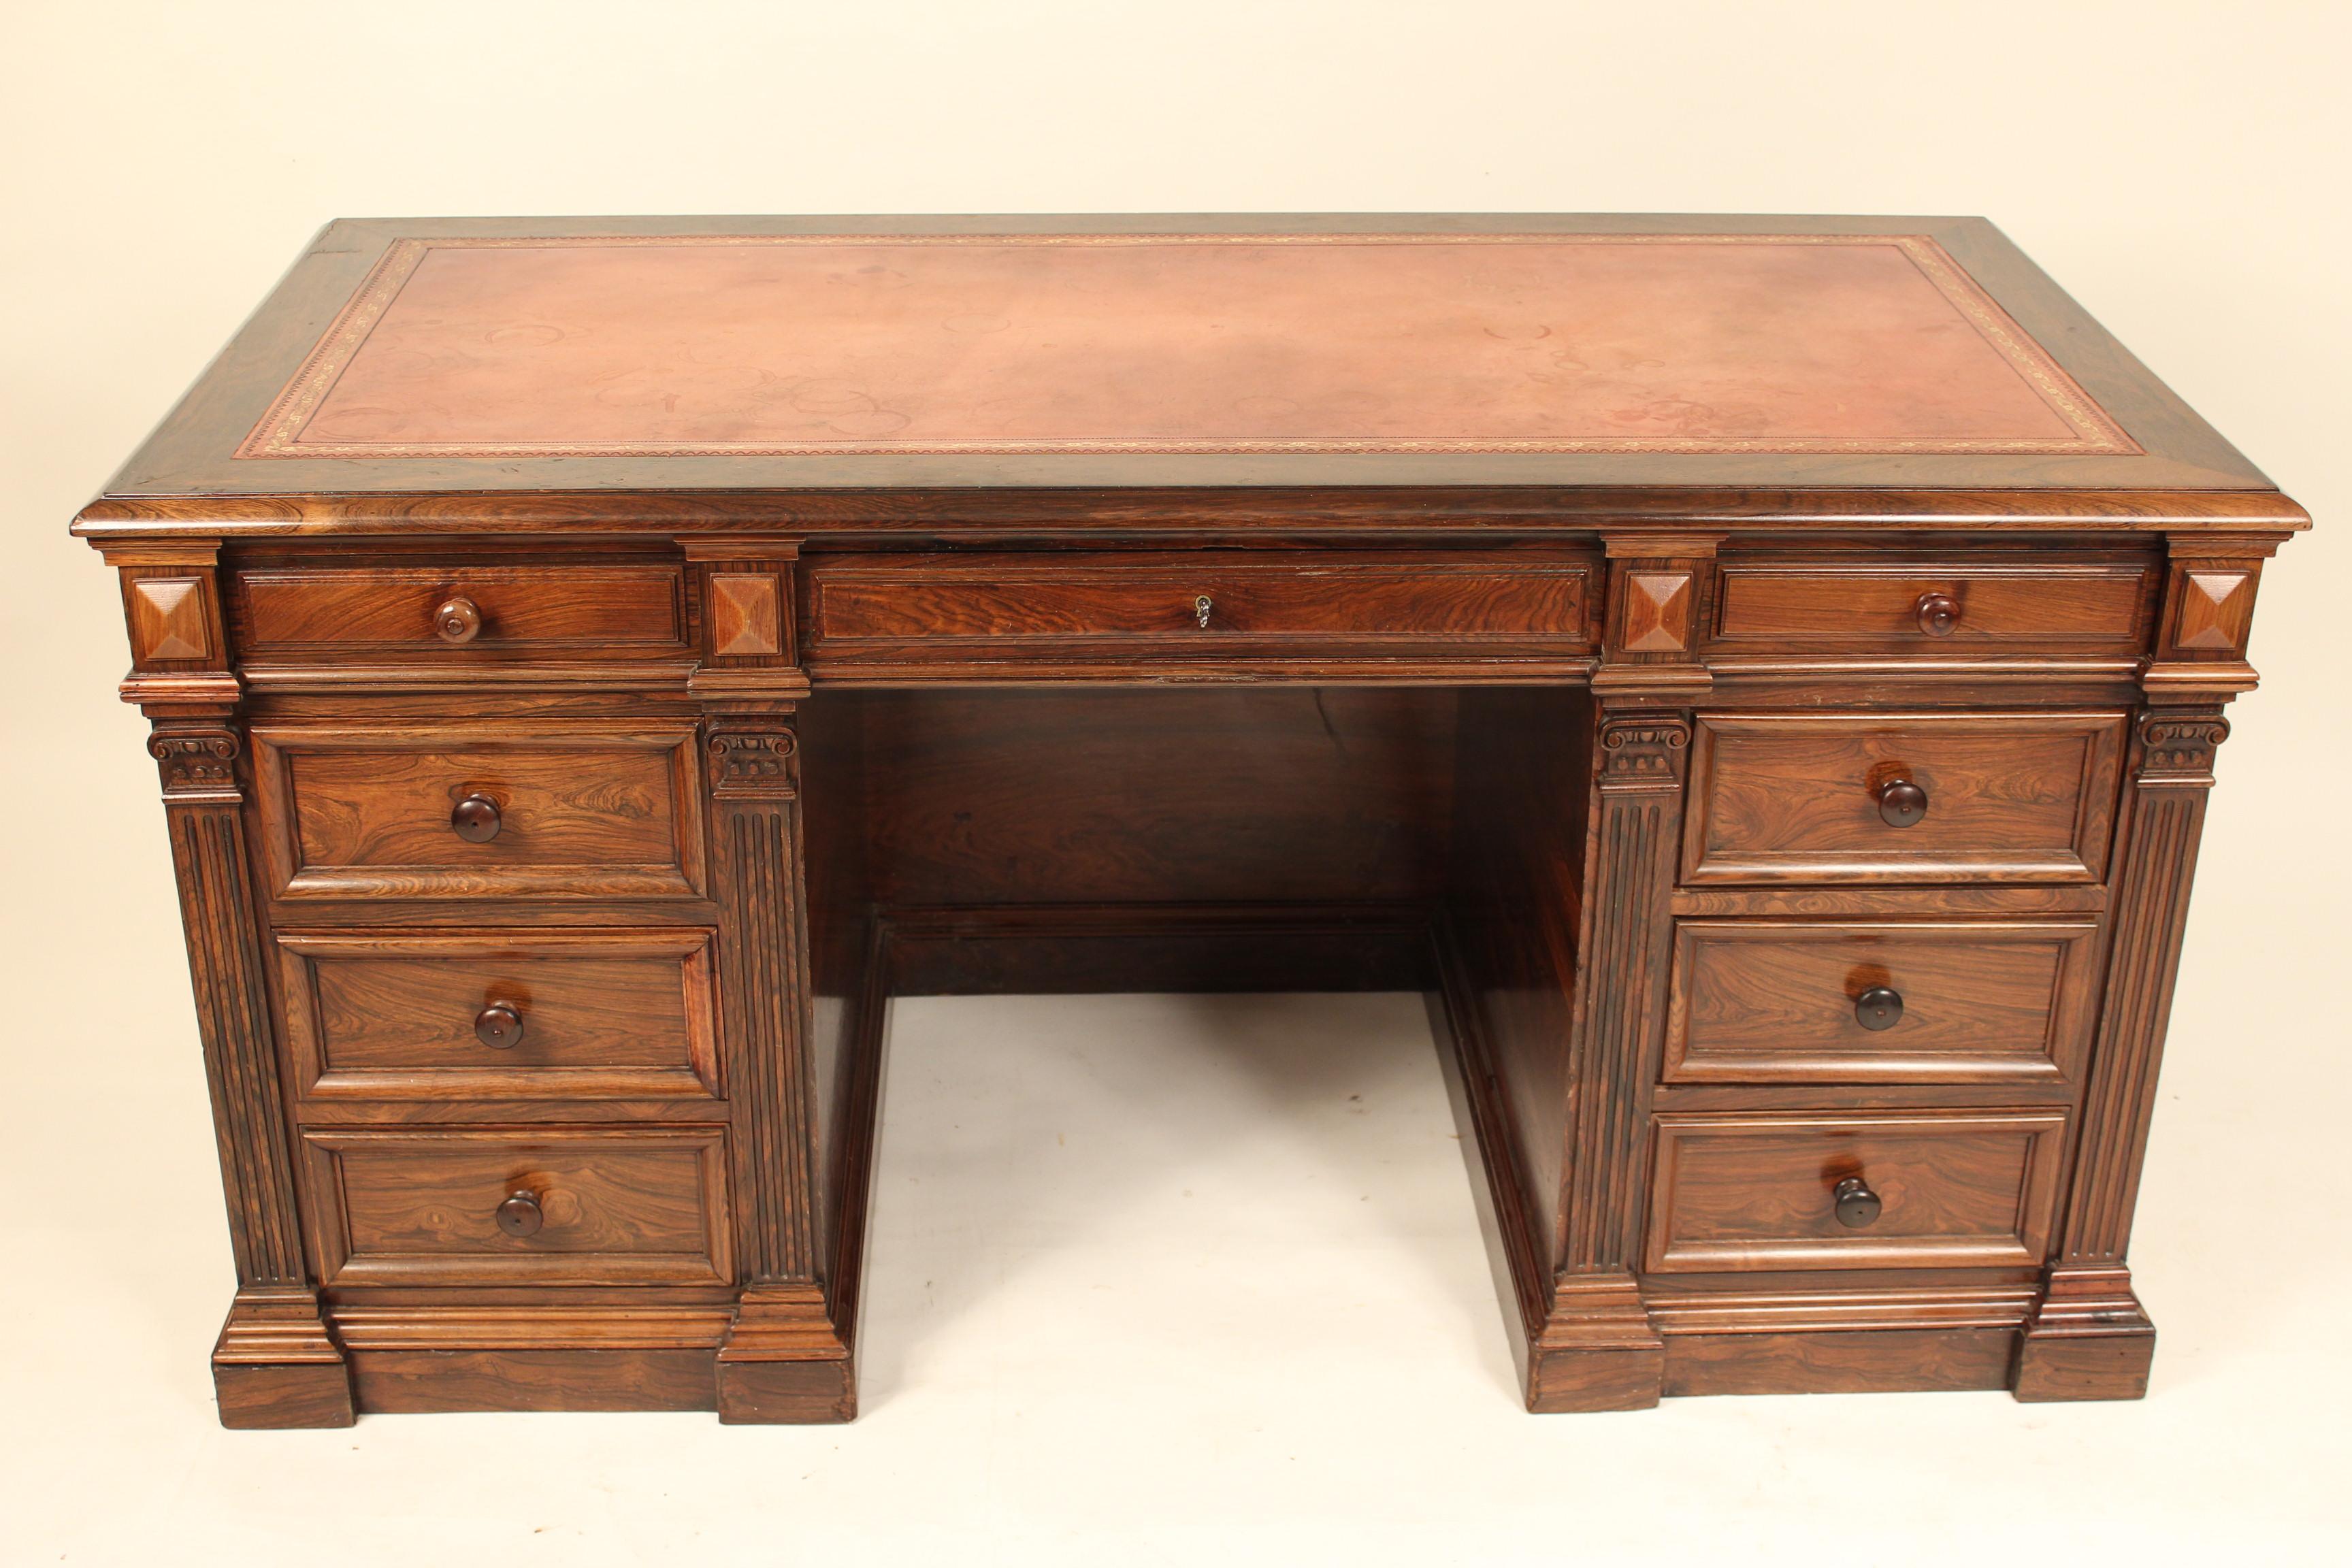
803;552;1597;673
1710;558;2155;657
233;564;689;659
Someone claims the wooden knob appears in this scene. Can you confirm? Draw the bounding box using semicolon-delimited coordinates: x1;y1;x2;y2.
1874;777;1929;828
1914;591;1961;638
450;794;502;843
474;1002;524;1049
434;595;483;644
1854;985;1905;1031
495;1189;544;1238
1833;1176;1882;1229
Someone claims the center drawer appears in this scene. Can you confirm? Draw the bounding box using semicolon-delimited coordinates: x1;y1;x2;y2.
1682;712;2127;885
803;551;1597;668
250;725;706;902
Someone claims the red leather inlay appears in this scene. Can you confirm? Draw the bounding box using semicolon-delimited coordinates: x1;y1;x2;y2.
241;234;2135;458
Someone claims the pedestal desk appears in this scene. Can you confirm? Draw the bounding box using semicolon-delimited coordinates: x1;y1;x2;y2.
75;216;2305;1425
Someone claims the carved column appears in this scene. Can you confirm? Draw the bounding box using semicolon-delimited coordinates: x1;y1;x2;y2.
2015;532;2280;1401
687;539;852;1422
1529;536;1716;1411
106;542;353;1428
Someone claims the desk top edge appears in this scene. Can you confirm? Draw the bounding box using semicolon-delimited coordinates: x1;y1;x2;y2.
79;214;2303;538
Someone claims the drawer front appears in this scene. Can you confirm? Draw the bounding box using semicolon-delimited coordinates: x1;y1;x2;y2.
1664;918;2100;1084
280;931;719;1100
1645;1111;2065;1273
252;727;704;901
1711;560;2153;653
235;565;687;656
302;1127;732;1286
806;553;1595;657
1683;713;2125;885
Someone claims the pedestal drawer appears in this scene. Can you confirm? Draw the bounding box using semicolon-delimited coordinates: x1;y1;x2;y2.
1682;713;2127;885
251;725;706;902
279;930;719;1101
1663;917;2102;1084
1644;1110;2065;1273
301;1126;733;1287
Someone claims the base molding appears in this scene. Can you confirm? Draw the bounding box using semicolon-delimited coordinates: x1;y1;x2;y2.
1527;1275;1667;1411
350;1349;718;1413
212;1289;355;1429
715;1284;856;1423
2012;1265;2157;1402
1667;1327;2018;1396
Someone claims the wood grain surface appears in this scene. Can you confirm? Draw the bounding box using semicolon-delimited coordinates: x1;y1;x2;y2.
252;726;704;900
237;564;686;652
1663;917;2100;1083
278;930;718;1099
1645;1109;2066;1273
1683;712;2126;883
302;1126;732;1287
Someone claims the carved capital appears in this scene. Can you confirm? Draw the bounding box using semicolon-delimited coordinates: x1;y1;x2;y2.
707;725;799;798
150;725;243;802
1598;716;1691;787
2138;708;2230;781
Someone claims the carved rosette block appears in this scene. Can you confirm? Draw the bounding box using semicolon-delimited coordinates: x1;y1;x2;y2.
148;720;355;1426
2016;704;2230;1402
1530;710;1694;1411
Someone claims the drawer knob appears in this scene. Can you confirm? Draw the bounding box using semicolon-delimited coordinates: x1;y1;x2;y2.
1854;985;1905;1030
1874;776;1929;828
1833;1176;1883;1229
1194;593;1213;629
474;1001;525;1049
434;595;484;644
1914;591;1961;638
450;794;502;843
495;1189;544;1238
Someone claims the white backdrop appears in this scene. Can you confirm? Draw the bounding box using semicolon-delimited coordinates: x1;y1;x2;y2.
3;3;2345;1560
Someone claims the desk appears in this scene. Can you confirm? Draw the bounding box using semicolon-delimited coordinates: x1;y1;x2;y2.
76;216;2306;1424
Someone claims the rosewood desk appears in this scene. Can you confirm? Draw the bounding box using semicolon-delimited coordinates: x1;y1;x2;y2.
76;216;2305;1425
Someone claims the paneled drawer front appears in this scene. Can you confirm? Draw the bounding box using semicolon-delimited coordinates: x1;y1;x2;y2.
1663;918;2100;1084
1683;713;2126;885
1645;1111;2065;1273
280;931;719;1100
235;565;687;656
302;1127;732;1286
806;553;1595;658
252;727;704;901
1711;560;2153;653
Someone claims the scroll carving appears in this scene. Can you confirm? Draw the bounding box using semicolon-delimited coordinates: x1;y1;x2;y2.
708;728;800;797
2138;709;2230;779
149;726;242;800
1598;717;1690;786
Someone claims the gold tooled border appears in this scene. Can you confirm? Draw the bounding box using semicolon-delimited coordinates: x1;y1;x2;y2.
236;232;2142;460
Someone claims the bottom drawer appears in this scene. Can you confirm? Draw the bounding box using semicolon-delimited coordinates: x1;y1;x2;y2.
303;1127;733;1287
1644;1110;2065;1273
